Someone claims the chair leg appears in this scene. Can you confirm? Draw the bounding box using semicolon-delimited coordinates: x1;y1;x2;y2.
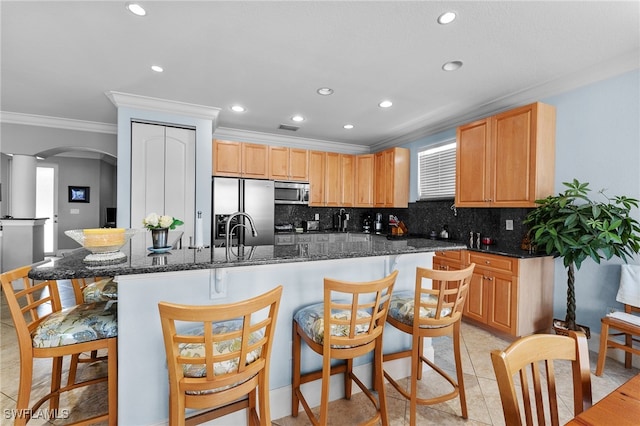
108;338;118;426
291;322;301;417
417;336;424;380
409;333;420;426
625;333;633;368
595;322;609;376
15;353;34;426
375;337;389;426
319;349;332;425
68;353;80;386
344;358;353;399
247;387;257;426
453;321;468;419
50;356;63;410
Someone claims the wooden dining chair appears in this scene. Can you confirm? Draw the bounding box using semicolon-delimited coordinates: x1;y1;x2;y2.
382;264;475;426
292;270;398;426
67;276;118;386
491;331;592;426
158;285;282;426
596;264;640;376
0;265;118;426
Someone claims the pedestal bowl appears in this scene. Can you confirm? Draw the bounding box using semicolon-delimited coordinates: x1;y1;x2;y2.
65;228;140;264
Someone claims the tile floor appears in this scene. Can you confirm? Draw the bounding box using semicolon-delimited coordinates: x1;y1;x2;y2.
1;281;638;425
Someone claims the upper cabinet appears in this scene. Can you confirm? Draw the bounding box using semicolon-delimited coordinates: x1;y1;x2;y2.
374;147;410;208
308;150;326;206
269;146;309;181
213;139;269;179
456;102;556;207
355;154;374;207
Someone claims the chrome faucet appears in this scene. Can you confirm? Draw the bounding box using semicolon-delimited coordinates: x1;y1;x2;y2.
225;212;258;259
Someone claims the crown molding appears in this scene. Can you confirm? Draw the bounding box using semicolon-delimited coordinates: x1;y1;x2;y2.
105;91;221;123
0;111;117;134
213;126;371;155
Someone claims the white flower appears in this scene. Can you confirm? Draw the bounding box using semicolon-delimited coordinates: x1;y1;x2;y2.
143;213;160;228
159;215;174;228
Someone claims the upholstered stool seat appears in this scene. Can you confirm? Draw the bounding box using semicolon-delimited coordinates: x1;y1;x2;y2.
1;265;118;426
292;270;398;426
32;302;117;348
383;264;475;426
80;277;118;303
158;286;282;426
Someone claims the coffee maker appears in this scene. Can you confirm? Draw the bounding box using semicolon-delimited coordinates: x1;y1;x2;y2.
362;214;372;233
374;213;383;234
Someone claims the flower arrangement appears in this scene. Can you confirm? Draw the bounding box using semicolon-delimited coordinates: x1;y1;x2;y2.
142;213;184;230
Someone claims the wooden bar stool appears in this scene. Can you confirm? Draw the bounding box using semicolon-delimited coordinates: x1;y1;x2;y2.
0;265;118;426
292;270;398;426
383;264;475;426
158;285;282;426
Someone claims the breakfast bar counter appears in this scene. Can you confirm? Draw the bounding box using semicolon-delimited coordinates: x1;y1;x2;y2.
30;234;465;425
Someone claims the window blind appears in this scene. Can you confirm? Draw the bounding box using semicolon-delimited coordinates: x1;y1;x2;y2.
418;141;456;200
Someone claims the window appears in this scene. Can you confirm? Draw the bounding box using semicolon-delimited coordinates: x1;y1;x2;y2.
417;141;456;200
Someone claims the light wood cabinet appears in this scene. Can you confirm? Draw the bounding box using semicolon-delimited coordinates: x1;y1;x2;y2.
269;146;308;181
374;147;410;208
456;102;556;207
355;154;374;207
213;139;269;179
433;250;554;337
340;154;355;207
324;152;341;206
308;150;325;206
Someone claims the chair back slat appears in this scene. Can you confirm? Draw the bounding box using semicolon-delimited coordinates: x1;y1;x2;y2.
324;270;398;351
415;264;475;328
158;285;282;399
491;331;592;426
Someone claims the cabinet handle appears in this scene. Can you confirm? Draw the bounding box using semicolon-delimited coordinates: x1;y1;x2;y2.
485;260;491;264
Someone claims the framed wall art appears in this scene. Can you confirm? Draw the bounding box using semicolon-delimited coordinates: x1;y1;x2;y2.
68;186;90;203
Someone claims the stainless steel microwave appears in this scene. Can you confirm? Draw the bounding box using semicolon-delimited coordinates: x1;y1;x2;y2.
274;181;309;205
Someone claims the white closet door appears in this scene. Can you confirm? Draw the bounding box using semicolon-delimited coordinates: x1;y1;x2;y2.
131;122;195;250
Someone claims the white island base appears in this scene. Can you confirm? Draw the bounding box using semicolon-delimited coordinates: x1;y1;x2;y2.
117;252;435;425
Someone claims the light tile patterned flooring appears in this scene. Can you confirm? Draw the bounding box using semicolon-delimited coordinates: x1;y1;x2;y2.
1;281;638;425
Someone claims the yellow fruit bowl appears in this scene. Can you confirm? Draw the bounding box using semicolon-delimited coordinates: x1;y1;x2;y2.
65;228;140;264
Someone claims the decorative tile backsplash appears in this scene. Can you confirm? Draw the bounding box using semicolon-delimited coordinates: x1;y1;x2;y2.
275;200;532;249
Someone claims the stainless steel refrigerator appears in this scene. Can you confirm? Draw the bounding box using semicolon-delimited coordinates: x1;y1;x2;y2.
212;177;275;246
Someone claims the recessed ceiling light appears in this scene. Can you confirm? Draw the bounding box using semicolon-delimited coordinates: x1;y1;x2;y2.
317;87;334;96
343;124;354;130
291;115;305;122
126;3;146;16
151;65;163;73
437;12;456;24
378;100;393;108
442;61;463;71
231;105;246;112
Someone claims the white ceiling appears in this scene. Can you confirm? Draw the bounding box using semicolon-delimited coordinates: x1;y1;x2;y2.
2;1;639;150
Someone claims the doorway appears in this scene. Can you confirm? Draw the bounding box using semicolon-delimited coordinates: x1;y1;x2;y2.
36;164;58;255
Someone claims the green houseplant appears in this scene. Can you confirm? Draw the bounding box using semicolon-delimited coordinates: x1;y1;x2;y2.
524;179;640;333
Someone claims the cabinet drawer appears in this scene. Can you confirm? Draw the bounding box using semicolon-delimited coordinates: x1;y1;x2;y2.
434;250;464;261
468;252;518;275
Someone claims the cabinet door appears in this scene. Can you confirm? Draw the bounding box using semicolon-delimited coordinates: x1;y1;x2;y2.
289;148;309;181
464;270;489;324
355;154;374;207
242;143;269;178
340;154;355;207
132;123;195;248
213;139;242;176
492;105;534;206
269;146;290;180
324;152;341;206
456;119;491;206
486;273;518;335
308;150;325;206
374;151;386;207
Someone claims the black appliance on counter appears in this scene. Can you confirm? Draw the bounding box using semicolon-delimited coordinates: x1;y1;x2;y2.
362;214;372;233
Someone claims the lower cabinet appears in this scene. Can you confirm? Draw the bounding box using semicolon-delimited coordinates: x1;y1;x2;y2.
433;250;553;337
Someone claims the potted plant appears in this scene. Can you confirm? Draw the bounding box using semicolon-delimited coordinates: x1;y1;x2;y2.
143;213;184;249
524;179;640;335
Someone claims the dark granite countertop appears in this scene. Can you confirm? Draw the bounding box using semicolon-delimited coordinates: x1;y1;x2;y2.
29;234;467;280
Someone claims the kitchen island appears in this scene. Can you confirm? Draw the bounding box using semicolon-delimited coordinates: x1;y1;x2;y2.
31;234;465;425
